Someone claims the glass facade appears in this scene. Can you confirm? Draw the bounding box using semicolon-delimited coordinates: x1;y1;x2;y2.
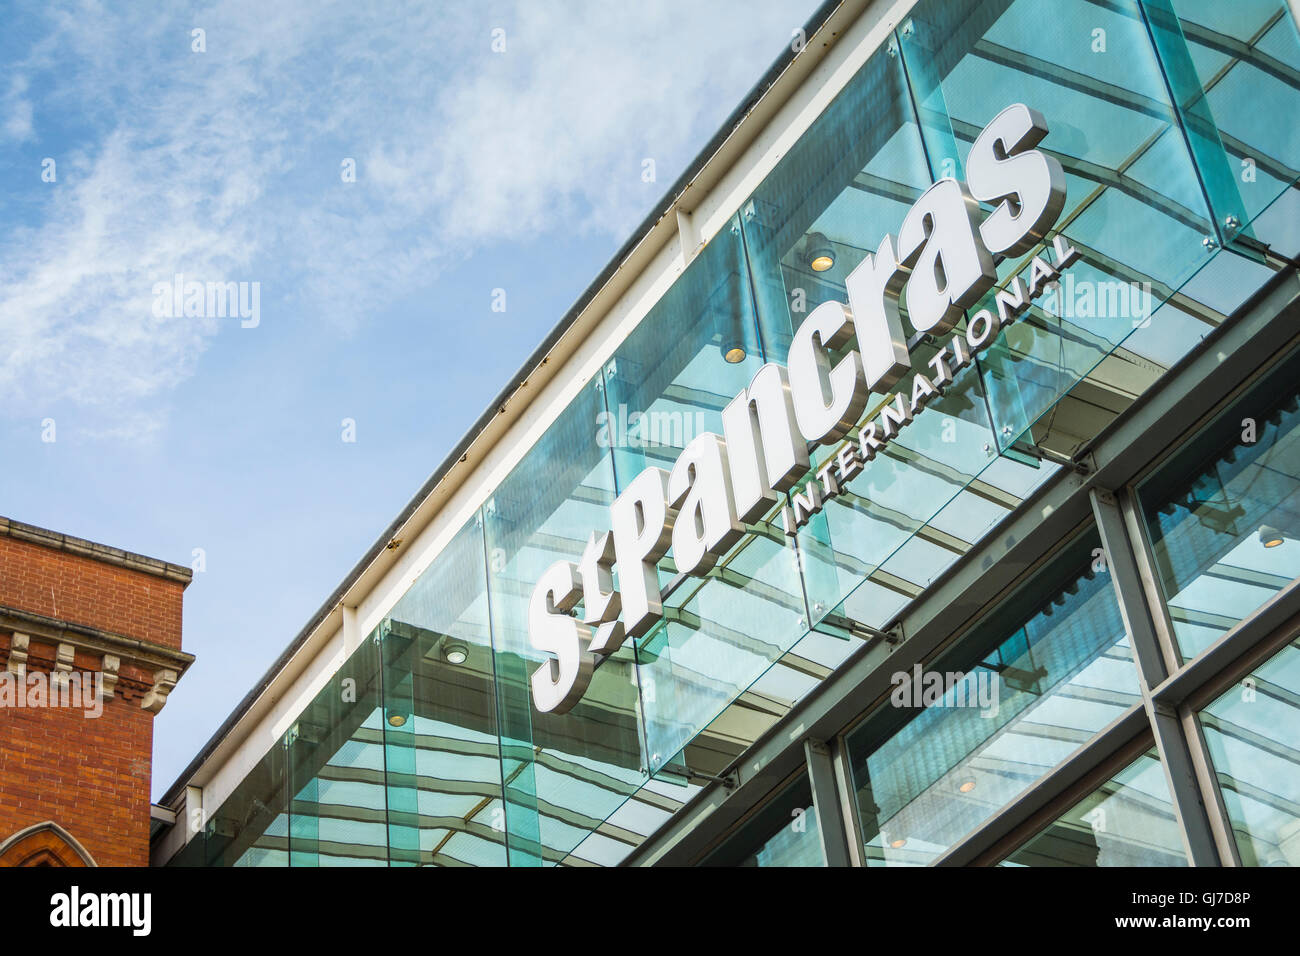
1199;638;1300;865
999;747;1187;866
1140;346;1300;660
700;774;826;867
845;530;1141;865
172;0;1300;866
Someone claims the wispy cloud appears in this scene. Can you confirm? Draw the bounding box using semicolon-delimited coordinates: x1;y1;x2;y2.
0;0;808;438
1;76;35;142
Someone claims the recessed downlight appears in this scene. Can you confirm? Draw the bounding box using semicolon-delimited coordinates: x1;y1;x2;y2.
722;343;747;364
805;232;835;272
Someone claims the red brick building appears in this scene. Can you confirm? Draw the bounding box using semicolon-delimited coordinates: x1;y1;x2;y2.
0;517;192;867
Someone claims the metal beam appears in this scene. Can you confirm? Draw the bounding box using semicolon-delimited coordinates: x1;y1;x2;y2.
1152;578;1300;709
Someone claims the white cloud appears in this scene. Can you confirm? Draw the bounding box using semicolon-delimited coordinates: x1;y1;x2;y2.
0;0;813;437
1;76;34;142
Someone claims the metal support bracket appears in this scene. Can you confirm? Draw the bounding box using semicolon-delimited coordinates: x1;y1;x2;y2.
849;621;904;647
684;768;739;792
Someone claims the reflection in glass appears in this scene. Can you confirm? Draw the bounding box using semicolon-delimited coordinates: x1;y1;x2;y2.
602;215;808;778
1199;638;1300;865
1000;747;1187;866
847;530;1141;865
1170;0;1300;227
701;774;825;867
288;636;386;866
1141;347;1300;659
382;517;508;866
204;735;289;867
483;387;646;865
900;0;1225;452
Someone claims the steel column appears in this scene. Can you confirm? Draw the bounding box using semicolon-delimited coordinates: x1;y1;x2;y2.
1090;488;1221;865
804;739;855;867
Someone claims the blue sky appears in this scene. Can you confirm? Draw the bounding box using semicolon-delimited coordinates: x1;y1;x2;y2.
0;1;819;798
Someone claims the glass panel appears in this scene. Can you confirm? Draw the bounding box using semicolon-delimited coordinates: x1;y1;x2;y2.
1000;236;1282;480
1143;0;1259;247
736;20;1012;642
1173;0;1291;42
166;830;207;867
1168;0;1300;230
738;49;931;367
799;366;1005;630
381;517;508;866
1199;637;1300;865
1000;746;1188;866
287;634;386;866
603;214;763;488
203;738;288;867
846;529;1142;865
601;215;812;776
1139;346;1300;659
700;773;825;867
483;387;646;865
824;453;1061;641
899;0;1221;450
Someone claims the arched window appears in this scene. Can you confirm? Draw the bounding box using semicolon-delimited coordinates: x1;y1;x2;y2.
0;821;96;867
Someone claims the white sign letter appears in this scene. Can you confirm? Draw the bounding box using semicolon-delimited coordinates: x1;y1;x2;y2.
967;103;1067;257
528;561;594;714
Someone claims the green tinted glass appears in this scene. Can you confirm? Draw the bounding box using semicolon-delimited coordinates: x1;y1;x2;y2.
1000;747;1187;866
601;215;808;777
382;516;508;866
1140;347;1300;659
701;774;825;867
204;736;288;867
483;386;646;866
1199;637;1300;865
900;0;1222;452
288;635;386;866
847;530;1141;865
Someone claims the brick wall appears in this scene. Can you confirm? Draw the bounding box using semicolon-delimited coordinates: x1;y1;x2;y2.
0;635;158;866
0;526;189;867
0;534;184;649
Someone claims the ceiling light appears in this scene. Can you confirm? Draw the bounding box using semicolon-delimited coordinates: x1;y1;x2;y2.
444;642;470;665
805;232;835;272
958;778;977;793
710;275;748;364
1260;525;1285;549
889;837;907;849
722;342;747;364
387;711;407;728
